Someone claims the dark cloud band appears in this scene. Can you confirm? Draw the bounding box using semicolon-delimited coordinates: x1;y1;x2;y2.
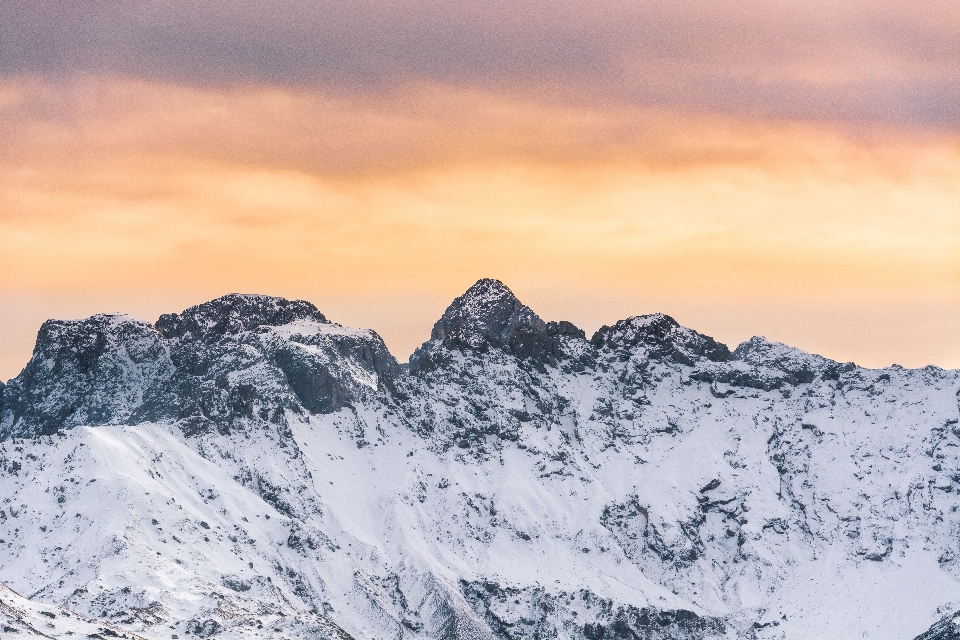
1;0;957;127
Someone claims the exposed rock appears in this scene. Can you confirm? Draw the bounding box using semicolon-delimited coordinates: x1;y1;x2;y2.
732;336;830;381
0;294;400;441
461;580;726;640
0;314;173;440
915;611;960;640
187;618;224;637
411;280;588;373
155;293;328;342
0;582;149;639
429;278;545;350
590;314;731;364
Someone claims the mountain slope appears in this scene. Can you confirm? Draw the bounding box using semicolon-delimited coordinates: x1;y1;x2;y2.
0;580;150;639
0;280;958;639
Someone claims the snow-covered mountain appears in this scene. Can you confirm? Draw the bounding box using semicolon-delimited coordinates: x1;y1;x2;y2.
0;279;958;640
1;581;150;639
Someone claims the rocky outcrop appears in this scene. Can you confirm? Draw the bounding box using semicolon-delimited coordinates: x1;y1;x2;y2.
0;314;174;440
915;611;960;640
590;313;731;365
0;581;152;639
411;279;588;373
155;293;329;342
135;295;400;435
0;294;400;441
460;580;727;640
688;336;862;391
429;278;545;349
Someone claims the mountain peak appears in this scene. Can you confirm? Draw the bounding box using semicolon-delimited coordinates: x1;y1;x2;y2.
731;335;850;383
453;277;516;308
156;293;328;342
591;313;731;364
0;313;173;439
430;279;545;348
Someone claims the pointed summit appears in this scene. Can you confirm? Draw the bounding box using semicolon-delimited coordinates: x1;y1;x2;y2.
410;279;586;369
430;279;546;349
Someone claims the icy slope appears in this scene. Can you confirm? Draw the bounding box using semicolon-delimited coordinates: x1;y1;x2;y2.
0;280;958;640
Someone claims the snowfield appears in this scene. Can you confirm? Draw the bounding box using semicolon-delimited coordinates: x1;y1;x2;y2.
0;280;958;640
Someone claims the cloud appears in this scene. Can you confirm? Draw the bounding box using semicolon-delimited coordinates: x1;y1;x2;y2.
1;1;956;127
0;3;957;373
1;79;955;299
1;77;949;186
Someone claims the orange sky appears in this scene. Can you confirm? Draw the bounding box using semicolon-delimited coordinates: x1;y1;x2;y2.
0;2;958;378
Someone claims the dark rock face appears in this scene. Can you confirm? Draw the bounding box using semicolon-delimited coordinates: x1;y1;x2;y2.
0;295;399;441
156;294;328;342
688;336;860;391
403;280;598;450
732;336;823;381
273;329;400;413
914;611;960;640
0;314;174;440
460;580;726;640
411;279;587;371
429;278;545;349
187;618;224;637
591;314;731;364
136;295;399;434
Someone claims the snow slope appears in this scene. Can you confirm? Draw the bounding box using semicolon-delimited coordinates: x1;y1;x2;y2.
0;280;958;640
0;580;149;639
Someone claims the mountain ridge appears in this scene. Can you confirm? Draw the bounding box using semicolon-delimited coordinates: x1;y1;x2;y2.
0;279;958;640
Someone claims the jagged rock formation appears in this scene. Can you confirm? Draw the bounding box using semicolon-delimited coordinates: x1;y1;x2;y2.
0;279;958;640
0;314;174;440
915;611;960;640
590;313;731;365
0;293;399;442
411;278;585;372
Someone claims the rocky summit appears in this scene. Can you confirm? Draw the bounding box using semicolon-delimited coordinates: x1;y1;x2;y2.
0;280;958;640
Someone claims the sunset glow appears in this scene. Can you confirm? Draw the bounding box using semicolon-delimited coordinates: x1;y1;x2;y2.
0;1;957;377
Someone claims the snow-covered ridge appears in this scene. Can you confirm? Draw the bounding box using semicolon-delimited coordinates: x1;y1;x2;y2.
1;581;150;639
156;293;330;342
0;280;958;640
0;293;399;441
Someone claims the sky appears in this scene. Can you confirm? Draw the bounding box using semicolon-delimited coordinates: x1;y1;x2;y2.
0;0;958;379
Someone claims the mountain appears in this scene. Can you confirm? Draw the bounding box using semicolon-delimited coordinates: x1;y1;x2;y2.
0;279;958;640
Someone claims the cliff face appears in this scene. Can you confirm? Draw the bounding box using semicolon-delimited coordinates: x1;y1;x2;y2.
0;293;400;441
0;313;174;440
0;280;958;640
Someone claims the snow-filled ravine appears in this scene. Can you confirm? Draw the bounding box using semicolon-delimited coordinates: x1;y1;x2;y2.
0;279;958;640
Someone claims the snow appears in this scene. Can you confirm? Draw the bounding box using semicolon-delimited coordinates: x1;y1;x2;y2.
0;284;958;639
0;580;149;639
269;319;376;341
